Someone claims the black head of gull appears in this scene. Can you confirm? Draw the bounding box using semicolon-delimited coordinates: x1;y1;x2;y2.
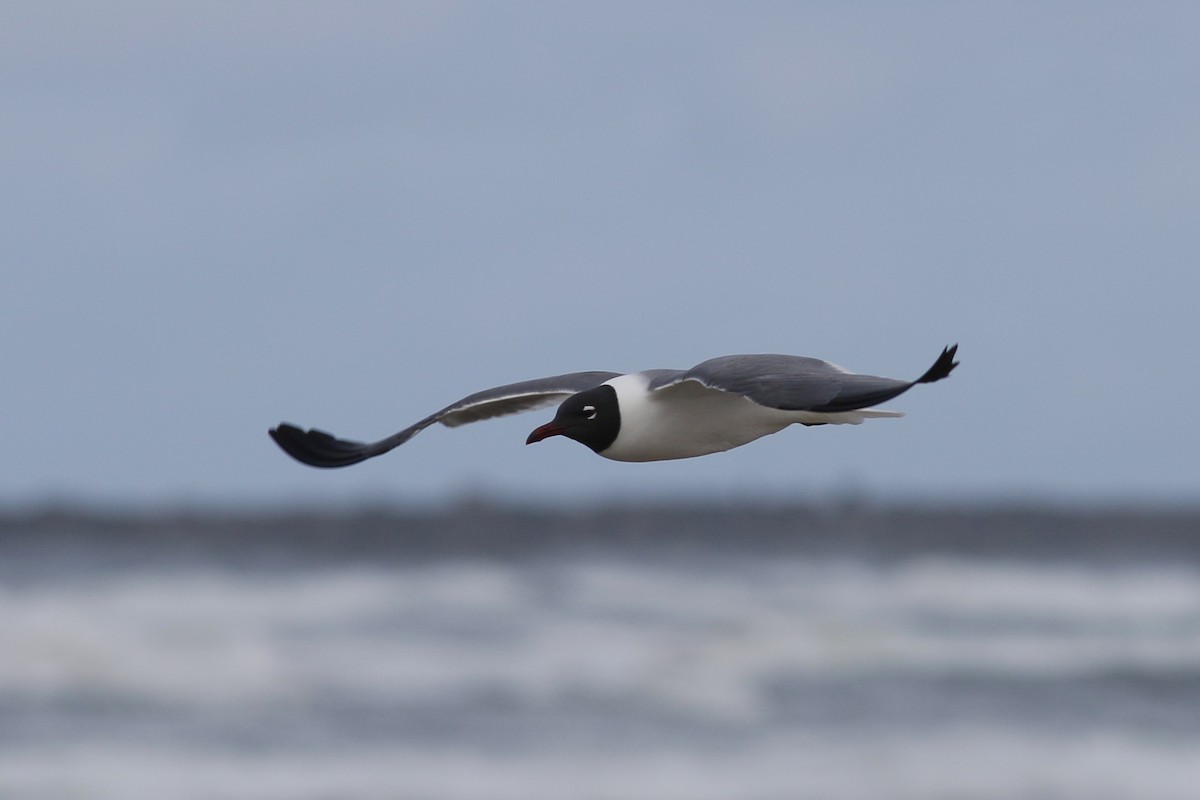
525;385;620;453
269;344;958;467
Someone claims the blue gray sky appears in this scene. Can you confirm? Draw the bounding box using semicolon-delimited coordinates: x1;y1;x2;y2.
3;3;1198;507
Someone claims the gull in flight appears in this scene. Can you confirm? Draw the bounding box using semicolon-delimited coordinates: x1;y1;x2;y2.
270;345;959;467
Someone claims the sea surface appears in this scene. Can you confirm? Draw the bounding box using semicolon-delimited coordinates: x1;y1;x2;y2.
1;503;1198;800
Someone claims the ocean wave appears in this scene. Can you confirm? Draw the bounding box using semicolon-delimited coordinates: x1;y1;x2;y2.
4;727;1200;800
4;555;1200;718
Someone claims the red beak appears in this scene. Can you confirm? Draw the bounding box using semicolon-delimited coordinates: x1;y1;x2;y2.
526;422;566;444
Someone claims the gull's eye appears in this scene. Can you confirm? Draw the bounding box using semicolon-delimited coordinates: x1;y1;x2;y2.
582;405;597;420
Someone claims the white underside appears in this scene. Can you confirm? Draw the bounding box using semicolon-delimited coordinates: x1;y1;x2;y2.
599;373;902;462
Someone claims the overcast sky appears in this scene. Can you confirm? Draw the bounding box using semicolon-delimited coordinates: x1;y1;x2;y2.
3;2;1198;508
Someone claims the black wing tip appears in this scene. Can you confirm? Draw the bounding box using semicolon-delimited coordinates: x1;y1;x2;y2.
916;344;959;385
268;423;373;469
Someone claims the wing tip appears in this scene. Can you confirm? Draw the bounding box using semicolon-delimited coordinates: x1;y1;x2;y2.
916;344;959;385
268;423;373;468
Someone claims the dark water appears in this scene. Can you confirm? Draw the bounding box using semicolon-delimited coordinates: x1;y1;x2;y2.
2;504;1198;799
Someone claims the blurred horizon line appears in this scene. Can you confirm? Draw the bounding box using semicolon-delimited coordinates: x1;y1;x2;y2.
2;487;1197;519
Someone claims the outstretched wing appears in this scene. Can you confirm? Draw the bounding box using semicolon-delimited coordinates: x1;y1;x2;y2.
649;345;958;412
270;370;621;468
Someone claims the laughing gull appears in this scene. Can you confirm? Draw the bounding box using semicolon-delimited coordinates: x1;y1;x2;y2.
270;345;958;467
270;345;955;470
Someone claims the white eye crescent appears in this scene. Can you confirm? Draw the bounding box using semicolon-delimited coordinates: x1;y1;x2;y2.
582;405;597;420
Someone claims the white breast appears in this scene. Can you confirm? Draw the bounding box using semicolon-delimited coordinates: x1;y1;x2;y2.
598;373;799;462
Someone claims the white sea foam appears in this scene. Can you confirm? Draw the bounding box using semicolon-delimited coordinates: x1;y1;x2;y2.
3;728;1200;800
5;549;1200;798
4;555;1200;715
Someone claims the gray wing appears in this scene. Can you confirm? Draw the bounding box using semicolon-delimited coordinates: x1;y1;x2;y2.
649;345;958;412
270;370;621;468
